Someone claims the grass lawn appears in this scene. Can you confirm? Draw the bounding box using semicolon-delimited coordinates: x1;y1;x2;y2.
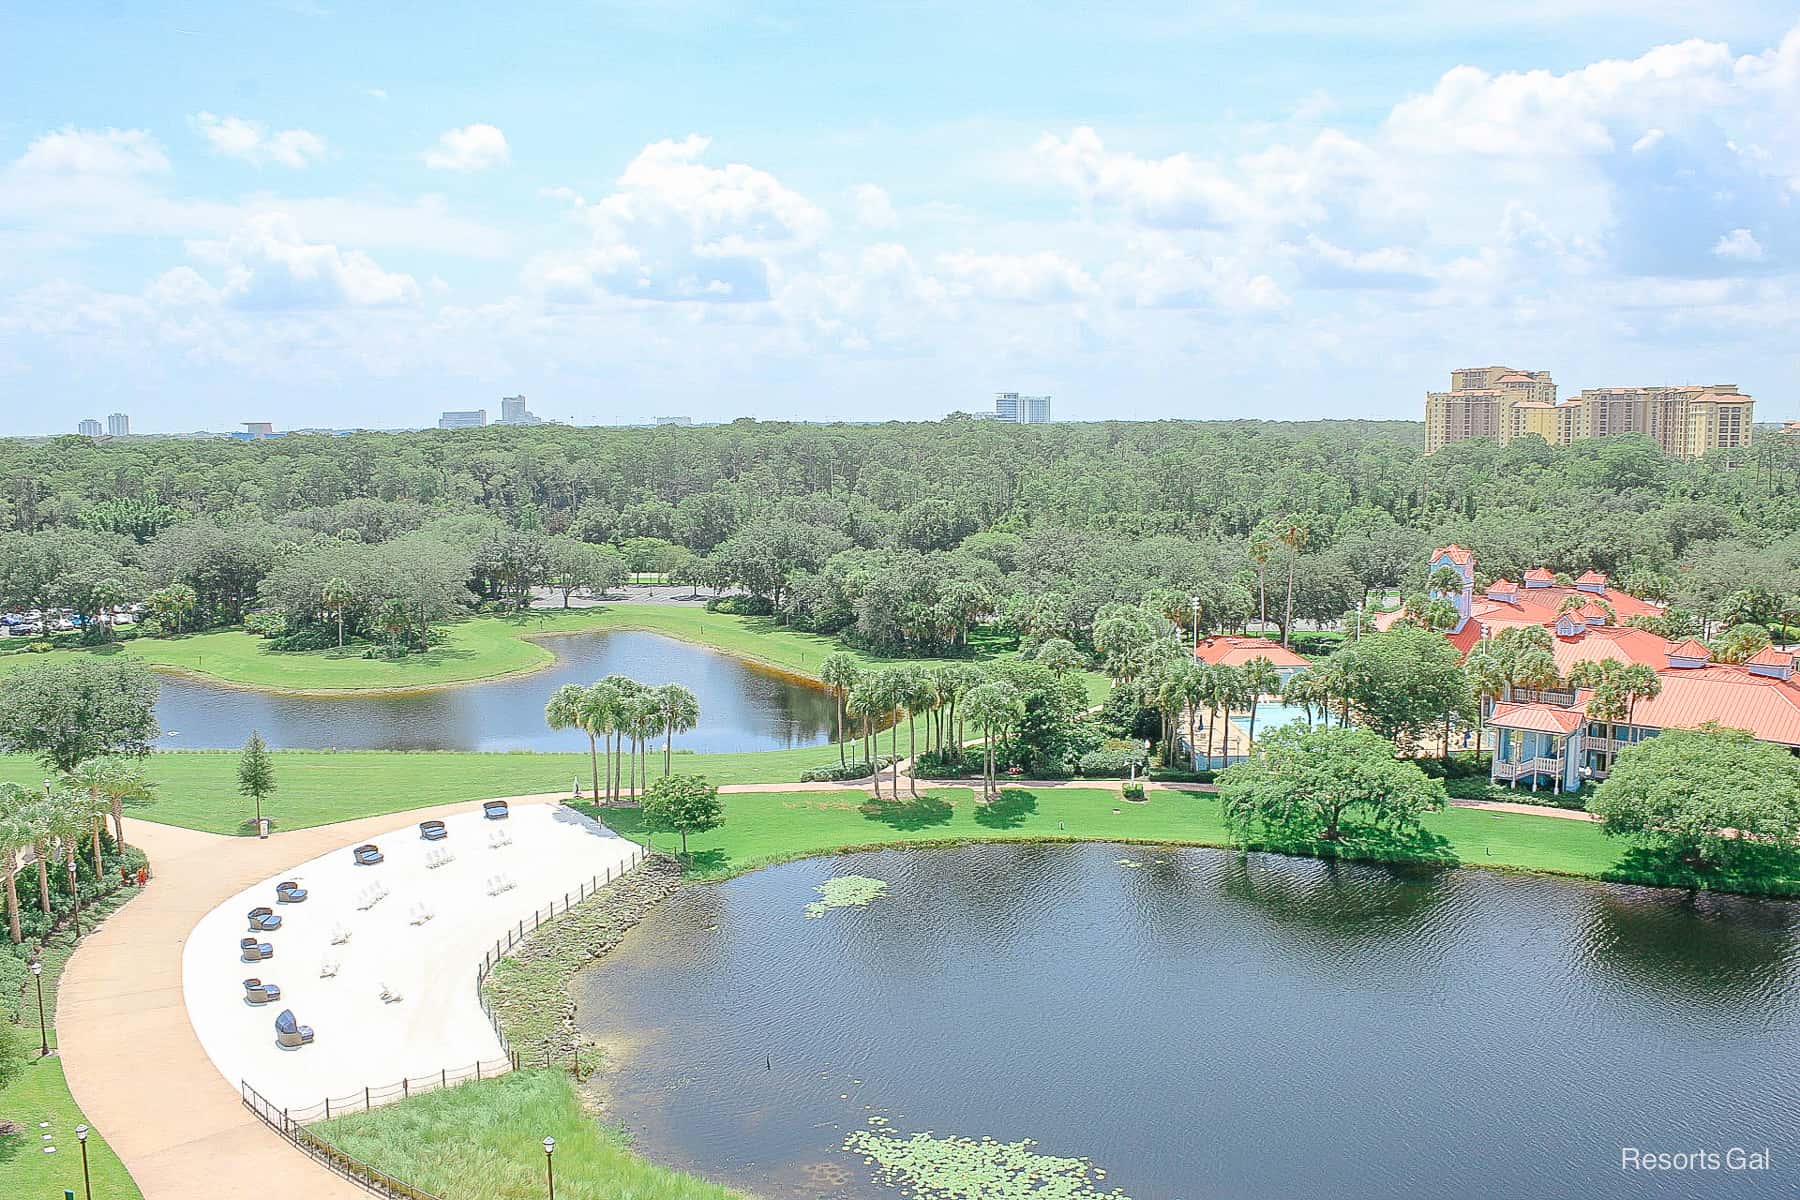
0;1056;141;1200
0;746;861;836
316;1069;740;1200
0;605;1110;700
595;785;1799;894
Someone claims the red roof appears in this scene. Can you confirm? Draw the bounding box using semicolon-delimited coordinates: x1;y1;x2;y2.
1193;637;1310;671
1747;646;1794;668
1577;570;1607;585
1577;603;1610;620
1613;664;1800;747
1487;578;1518;592
1433;545;1475;566
1548;627;1672;675
1490;702;1584;735
1524;568;1555;582
1667;639;1711;661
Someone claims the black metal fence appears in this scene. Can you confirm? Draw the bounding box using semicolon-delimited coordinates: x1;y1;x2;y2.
242;1077;449;1200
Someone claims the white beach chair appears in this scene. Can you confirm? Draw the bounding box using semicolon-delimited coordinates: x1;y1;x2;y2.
379;982;404;1004
330;923;352;945
409;902;434;925
319;955;340;978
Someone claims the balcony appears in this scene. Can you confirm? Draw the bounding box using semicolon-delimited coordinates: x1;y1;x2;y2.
1493;755;1565;783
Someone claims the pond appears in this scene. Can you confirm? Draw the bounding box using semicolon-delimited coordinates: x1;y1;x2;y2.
577;843;1800;1200
151;630;838;753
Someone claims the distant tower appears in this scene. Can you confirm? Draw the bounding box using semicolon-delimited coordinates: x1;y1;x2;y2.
77;418;103;437
107;412;130;437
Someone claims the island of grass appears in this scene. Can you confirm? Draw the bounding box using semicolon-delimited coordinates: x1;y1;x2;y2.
0;605;1108;703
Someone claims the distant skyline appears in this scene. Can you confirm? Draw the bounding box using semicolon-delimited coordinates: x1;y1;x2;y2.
3;2;1798;434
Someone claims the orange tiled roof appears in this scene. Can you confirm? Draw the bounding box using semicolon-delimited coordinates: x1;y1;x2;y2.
1612;664;1800;747
1487;578;1518;592
1524;568;1555;582
1667;639;1711;661
1748;646;1795;668
1549;627;1672;675
1193;637;1310;670
1576;570;1607;585
1490;702;1584;735
1433;545;1475;566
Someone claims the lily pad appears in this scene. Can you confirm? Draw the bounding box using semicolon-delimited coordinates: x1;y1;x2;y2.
804;874;889;919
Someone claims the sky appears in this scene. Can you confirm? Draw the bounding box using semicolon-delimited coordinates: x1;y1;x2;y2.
1;1;1798;433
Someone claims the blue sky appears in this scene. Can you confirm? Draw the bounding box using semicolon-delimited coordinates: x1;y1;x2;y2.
2;1;1797;432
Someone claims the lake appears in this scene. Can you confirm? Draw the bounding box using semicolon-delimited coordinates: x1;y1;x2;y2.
576;842;1800;1199
151;629;838;753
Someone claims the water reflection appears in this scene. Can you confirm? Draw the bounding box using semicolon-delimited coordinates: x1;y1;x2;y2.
152;630;837;752
578;842;1800;1200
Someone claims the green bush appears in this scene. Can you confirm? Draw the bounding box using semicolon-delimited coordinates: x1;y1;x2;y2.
1121;781;1146;800
1076;744;1149;777
705;593;773;616
798;761;877;783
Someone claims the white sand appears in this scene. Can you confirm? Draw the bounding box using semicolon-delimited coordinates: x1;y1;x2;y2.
181;803;640;1111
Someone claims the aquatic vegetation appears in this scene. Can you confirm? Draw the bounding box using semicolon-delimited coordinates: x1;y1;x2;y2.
843;1129;1129;1199
803;874;888;918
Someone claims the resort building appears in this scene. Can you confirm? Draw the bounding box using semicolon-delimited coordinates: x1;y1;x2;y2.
1424;370;1753;459
992;392;1052;424
1386;547;1800;793
1193;636;1310;686
437;409;487;429
77;418;102;436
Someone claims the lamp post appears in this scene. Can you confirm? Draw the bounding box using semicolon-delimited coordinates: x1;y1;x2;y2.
76;1123;91;1199
68;855;81;938
30;960;47;1056
543;1136;556;1200
1190;596;1200;652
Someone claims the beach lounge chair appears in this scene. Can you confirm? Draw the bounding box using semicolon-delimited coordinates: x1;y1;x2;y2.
247;906;282;932
274;1009;315;1049
409;902;434;925
353;843;383;866
379;982;403;1004
275;880;307;904
243;978;282;1005
320;955;340;978
419;819;448;841
241;937;273;962
330;923;351;945
482;800;509;820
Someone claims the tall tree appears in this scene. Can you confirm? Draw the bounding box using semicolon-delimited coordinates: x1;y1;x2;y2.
1567;660;1662;774
0;658;160;774
656;683;701;776
0;783;29;943
1239;656;1281;750
640;774;724;858
1278;515;1310;647
238;730;276;829
321;576;355;647
963;678;1025;802
1219;724;1446;842
818;652;862;767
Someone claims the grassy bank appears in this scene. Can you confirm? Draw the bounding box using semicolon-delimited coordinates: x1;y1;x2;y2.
0;889;144;1200
598;786;1800;895
0;605;1109;700
0;747;858;836
316;1069;739;1200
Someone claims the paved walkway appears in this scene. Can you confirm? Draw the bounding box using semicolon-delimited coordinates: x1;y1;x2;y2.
55;792;565;1200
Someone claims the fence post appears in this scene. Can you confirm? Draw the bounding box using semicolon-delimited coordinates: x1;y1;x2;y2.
325;1097;331;1121
476;1060;482;1081
403;1078;409;1098
365;1086;371;1111
442;1068;447;1088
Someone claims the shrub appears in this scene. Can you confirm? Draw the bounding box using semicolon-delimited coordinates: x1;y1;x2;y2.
244;610;286;637
911;749;980;778
1121;781;1146;800
705;594;773;616
1077;743;1149;777
799;761;877;783
268;625;338;652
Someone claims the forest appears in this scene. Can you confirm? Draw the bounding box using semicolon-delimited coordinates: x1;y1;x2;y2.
3;417;1800;656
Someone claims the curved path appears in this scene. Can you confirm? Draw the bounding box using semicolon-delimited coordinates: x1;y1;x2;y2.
54;792;568;1200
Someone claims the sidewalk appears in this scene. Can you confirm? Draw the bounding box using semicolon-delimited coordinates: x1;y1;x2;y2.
55;792;565;1200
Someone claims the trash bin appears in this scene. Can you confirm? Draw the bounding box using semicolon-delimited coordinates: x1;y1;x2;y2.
259;817;271;840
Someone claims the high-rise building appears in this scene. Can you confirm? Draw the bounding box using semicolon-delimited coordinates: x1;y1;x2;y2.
655;416;693;426
993;392;1052;424
1424;369;1752;458
107;412;130;437
438;409;487;429
77;418;103;437
242;422;274;438
497;395;542;426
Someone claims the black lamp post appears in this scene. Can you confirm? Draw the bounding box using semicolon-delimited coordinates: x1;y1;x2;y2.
68;856;81;938
30;960;47;1056
76;1123;92;1199
543;1136;556;1200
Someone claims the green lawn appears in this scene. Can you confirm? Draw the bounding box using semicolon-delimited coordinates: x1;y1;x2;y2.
316;1069;739;1200
0;747;860;836
0;605;1108;699
594;786;1798;894
0;1056;142;1200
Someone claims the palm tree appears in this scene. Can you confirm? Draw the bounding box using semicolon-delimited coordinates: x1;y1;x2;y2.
21;787;59;914
1239;656;1281;749
656;684;701;776
818;653;862;767
597;675;642;801
624;691;662;799
1567;660;1663;774
898;667;934;797
963;679;1024;803
1248;524;1276;632
65;756;150;855
544;684;591;793
1462;641;1508;753
845;683;880;796
0;783;30;944
1278;516;1310;647
579;682;623;803
1162;661;1207;770
63;761;115;876
46;784;91;932
321;577;354;648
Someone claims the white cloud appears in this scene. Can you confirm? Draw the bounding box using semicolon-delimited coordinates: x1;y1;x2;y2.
189;213;419;309
15;127;169;175
851;183;896;229
537;135;828;302
422;124;510;172
1713;227;1765;260
938;250;1096;303
192;113;327;168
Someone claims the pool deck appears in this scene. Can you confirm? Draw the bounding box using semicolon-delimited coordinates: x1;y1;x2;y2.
53;792;612;1200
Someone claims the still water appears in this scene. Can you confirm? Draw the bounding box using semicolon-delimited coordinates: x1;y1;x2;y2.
577;843;1800;1200
152;630;837;752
